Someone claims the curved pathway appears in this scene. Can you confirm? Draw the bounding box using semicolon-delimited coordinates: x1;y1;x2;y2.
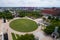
0;17;53;40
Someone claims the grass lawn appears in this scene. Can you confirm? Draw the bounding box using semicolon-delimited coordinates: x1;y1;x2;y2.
10;19;38;32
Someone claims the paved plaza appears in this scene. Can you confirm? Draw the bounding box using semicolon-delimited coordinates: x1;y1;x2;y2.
0;17;53;40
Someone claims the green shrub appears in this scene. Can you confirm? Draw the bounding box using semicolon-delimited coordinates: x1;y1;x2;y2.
44;20;60;36
44;25;55;35
0;10;13;19
18;10;42;18
12;33;35;40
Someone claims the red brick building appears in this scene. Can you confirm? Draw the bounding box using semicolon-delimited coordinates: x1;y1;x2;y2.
42;8;60;16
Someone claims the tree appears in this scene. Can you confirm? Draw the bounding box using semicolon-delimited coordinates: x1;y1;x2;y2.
18;10;27;17
44;19;60;37
48;16;51;19
44;25;55;35
55;17;59;21
0;12;2;18
58;26;60;36
0;10;13;19
12;33;35;40
17;34;35;40
51;16;55;20
18;10;42;18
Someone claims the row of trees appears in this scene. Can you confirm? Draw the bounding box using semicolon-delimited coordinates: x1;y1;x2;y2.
0;10;13;19
48;16;59;21
0;10;42;19
18;10;42;18
44;16;60;37
12;33;35;40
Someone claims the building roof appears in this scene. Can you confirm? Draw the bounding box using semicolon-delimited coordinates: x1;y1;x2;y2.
41;8;60;16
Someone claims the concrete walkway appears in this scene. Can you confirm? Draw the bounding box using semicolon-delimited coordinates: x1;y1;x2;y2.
0;17;53;40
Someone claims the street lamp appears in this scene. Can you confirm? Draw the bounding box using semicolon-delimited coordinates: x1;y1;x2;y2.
3;17;6;23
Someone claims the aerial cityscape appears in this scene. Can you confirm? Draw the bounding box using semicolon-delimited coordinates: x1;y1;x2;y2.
0;0;60;40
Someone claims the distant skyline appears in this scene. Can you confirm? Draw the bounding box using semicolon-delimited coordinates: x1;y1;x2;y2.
0;0;60;7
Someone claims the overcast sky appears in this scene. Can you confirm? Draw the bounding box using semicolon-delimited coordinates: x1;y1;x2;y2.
0;0;60;7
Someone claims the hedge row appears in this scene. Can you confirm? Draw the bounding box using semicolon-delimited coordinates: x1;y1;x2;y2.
12;33;35;40
18;10;42;18
0;10;13;19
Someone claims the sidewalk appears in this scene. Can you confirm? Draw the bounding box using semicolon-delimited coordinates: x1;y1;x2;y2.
0;18;53;40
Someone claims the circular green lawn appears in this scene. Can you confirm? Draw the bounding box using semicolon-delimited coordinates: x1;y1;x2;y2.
10;19;38;32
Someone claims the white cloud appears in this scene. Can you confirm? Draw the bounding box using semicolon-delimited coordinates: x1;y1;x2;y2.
0;0;60;7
